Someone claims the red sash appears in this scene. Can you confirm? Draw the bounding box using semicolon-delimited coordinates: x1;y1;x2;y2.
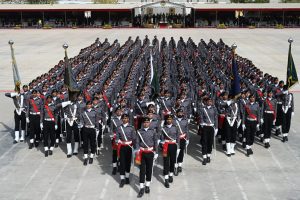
84;90;91;101
266;99;276;120
30;99;39;113
135;149;154;165
162;141;176;157
218;114;225;129
103;92;111;109
245;105;257;120
45;105;54;120
111;132;118;150
117;142;132;158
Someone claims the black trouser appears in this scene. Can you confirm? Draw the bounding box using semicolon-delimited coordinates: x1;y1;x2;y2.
282;109;292;134
55;115;62;142
177;138;186;163
112;149;118;163
29;114;41;142
275;104;283;126
82;127;96;155
263;113;274;139
163;143;177;175
14;111;26;131
224;120;237;143
119;145;132;175
66;122;79;143
139;152;154;183
43;120;55;148
201;126;214;155
97;123;103;147
245;120;257;145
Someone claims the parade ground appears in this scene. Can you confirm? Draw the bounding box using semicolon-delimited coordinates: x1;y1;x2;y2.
0;29;300;200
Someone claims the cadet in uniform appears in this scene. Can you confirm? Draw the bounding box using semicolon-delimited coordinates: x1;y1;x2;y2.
281;85;294;142
136;117;158;198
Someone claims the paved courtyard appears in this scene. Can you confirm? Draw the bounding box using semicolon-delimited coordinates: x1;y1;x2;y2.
0;29;299;200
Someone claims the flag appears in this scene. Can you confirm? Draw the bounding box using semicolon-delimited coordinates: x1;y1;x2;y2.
286;42;298;89
230;54;241;99
64;53;80;102
150;53;159;100
10;43;21;92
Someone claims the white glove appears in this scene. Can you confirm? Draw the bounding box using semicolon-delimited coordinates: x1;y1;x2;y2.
78;124;83;129
292;112;294;117
61;101;71;108
242;124;246;131
96;129;99;134
226;100;232;106
256;124;260;131
154;153;158;160
134;116;137;119
40;123;43;130
130;109;133;113
188;119;191;123
194;108;197;112
261;119;264;124
186;140;189;146
110;107;113;112
10;92;18;97
26;117;30;123
214;128;218;136
273;120;276;125
55;125;58;130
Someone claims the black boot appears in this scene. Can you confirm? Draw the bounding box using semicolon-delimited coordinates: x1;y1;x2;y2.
29;143;33;149
286;136;288;141
54;143;58;148
169;176;173;183
13;140;18;144
83;158;88;166
45;151;48;157
282;136;287;142
249;148;253;155
137;188;145;198
275;129;280;136
178;166;182;173
35;141;39;148
222;144;226;151
112;167;117;175
242;142;246;148
49;150;53;156
164;179;169;188
246;149;251;157
145;186;150;193
202;158;207;165
67;154;72;158
174;168;178;176
119;179;125;188
207;157;211;163
125;178;130;184
89;158;93;164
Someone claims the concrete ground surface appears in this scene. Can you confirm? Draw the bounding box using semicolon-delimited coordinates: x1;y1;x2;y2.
0;29;300;200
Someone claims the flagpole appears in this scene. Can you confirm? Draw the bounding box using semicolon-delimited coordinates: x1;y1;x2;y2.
9;40;21;92
63;43;68;58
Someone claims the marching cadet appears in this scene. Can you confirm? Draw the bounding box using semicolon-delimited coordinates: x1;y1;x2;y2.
160;114;179;188
262;90;277;147
51;89;63;147
199;97;218;165
110;106;123;175
92;97;105;154
134;93;148;129
76;93;86;147
216;92;228;150
281;85;294;142
136;117;158;198
115;113;136;188
40;95;59;157
174;109;189;175
26;89;43;149
224;95;241;157
237;90;249;148
242;94;261;155
5;91;27;143
273;80;284;136
79;101;100;165
61;99;80;158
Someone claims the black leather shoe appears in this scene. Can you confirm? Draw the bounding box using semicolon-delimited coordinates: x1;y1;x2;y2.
178;166;182;173
35;141;39;147
145;186;150;194
242;142;246;148
202;158;207;165
174;168;178;176
89;158;93;164
246;149;251;157
286;136;288;141
29;143;33;149
49;150;53;156
73;152;78;156
20;139;24;142
45;151;48;157
260;137;264;143
249;148;253;155
67;154;72;158
119;179;125;188
137;188;145;198
282;136;287;142
83;158;88;166
222;144;226;151
164;179;169;188
125;178;130;184
207;157;211;163
275;129;280;136
13;140;18;144
169;176;173;183
54;143;58;148
227;153;231;157
112;167;117;175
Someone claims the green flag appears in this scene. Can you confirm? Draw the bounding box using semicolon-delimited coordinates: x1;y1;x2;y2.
286;42;298;89
9;41;21;92
64;52;80;102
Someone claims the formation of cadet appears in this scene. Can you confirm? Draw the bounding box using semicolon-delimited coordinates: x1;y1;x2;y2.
5;36;295;197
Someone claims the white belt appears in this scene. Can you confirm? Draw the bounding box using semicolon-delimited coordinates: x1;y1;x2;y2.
165;139;176;143
140;147;154;151
201;123;214;127
30;112;40;115
277;102;282;104
119;141;133;145
85;125;95;128
247;118;257;121
265;111;274;114
44;118;55;121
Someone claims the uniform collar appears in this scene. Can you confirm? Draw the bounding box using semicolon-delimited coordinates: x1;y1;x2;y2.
123;123;128;127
